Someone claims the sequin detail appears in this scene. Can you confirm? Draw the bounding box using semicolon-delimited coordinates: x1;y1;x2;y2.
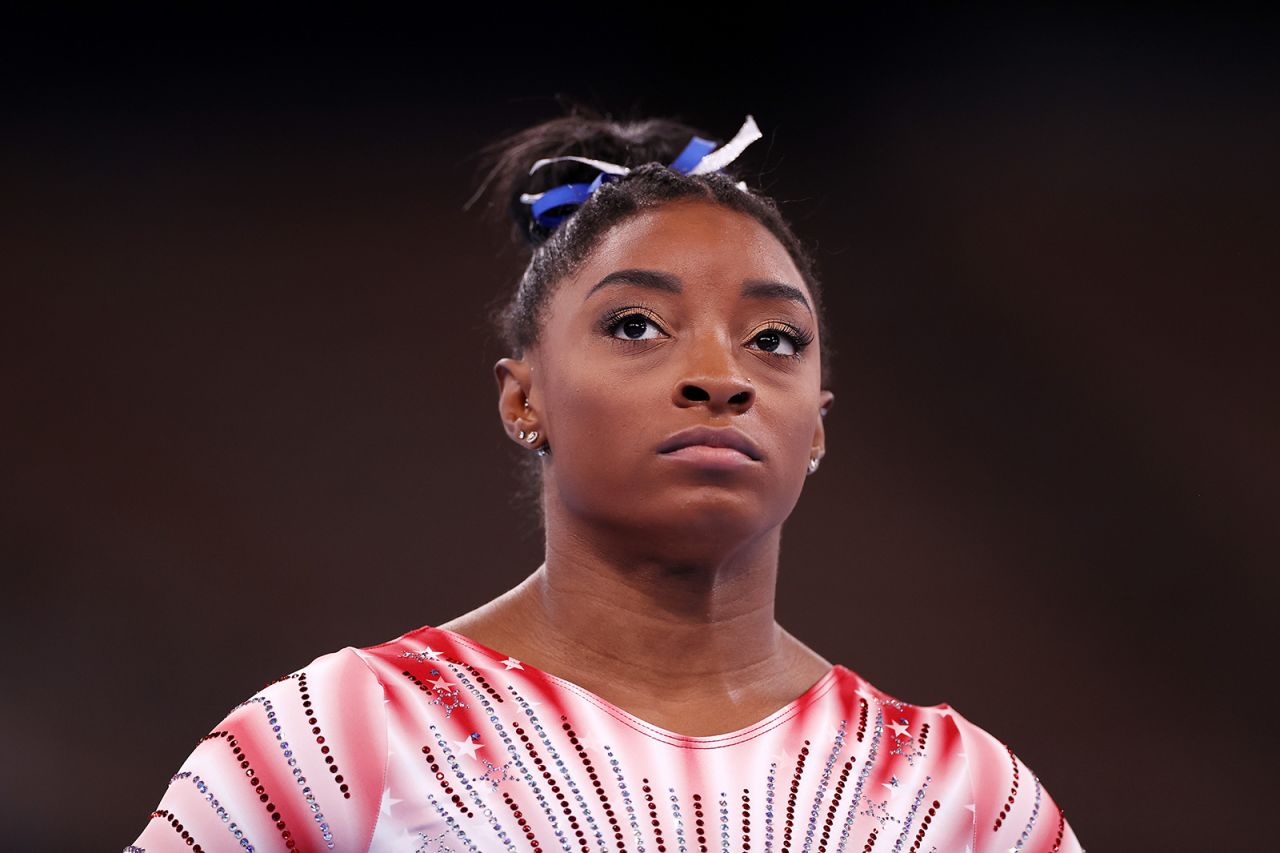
125;625;1084;852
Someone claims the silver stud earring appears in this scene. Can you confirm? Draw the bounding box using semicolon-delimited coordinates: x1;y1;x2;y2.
807;454;821;474
522;399;548;456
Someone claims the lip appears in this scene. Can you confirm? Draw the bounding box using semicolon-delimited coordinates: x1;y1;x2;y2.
657;425;763;461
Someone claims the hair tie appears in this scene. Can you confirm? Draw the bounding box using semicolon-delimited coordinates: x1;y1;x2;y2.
519;114;763;230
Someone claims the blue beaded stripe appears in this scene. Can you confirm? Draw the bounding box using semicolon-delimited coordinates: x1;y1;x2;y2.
194;730;300;852
1013;774;1044;851
764;759;778;851
835;704;887;853
603;742;648;853
802;719;851;853
235;695;337;849
393;644;954;852
505;681;609;851
431;663;569;852
718;791;731;852
168;770;256;852
818;751;857;852
667;785;689;853
889;775;933;853
424;790;481;852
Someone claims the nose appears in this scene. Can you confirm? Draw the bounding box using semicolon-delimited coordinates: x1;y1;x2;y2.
671;335;755;412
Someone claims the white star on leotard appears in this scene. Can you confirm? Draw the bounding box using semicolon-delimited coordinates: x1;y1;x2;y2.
379;784;404;818
886;720;910;739
501;656;524;670
454;737;482;760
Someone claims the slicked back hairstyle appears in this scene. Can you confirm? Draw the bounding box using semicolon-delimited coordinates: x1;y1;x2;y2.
468;103;835;529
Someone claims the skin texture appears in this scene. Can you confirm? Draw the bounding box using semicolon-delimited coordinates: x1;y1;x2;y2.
442;198;837;737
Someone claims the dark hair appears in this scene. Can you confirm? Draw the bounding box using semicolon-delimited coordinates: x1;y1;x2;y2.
468;103;836;529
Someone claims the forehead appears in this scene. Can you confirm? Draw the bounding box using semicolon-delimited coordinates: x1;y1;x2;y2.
567;200;806;299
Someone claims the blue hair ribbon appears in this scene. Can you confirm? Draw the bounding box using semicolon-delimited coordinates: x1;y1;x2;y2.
520;114;762;230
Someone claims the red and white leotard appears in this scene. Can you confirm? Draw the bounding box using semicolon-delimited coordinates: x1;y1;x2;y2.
125;623;1084;852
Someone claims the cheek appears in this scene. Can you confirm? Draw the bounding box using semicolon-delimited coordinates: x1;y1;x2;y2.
548;373;646;460
779;412;818;454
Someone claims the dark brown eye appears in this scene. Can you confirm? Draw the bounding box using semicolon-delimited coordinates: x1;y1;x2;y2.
750;327;803;357
607;312;663;341
754;329;791;355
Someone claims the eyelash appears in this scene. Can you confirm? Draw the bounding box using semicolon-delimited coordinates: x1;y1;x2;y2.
599;303;815;359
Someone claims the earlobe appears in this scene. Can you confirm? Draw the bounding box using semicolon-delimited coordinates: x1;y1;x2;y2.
495;356;535;436
807;391;833;475
495;356;550;457
812;390;834;440
818;390;835;419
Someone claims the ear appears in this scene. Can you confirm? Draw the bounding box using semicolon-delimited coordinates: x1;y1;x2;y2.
494;355;537;445
811;390;835;460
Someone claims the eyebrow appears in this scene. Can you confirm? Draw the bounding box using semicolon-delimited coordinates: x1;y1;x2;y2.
584;268;812;314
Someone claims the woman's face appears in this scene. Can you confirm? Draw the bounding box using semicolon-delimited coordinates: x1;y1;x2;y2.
499;198;834;549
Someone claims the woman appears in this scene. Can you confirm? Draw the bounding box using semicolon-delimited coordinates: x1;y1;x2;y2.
126;110;1084;852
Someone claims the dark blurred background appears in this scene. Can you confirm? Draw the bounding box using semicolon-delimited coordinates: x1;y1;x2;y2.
2;5;1276;851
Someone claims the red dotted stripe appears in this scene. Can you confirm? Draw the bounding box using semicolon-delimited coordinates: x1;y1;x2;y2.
816;758;855;852
503;789;544;850
420;744;473;818
515;722;590;853
907;799;941;852
562;716;624;848
297;672;351;800
447;655;506;703
1050;808;1067;852
640;778;669;853
780;739;811;850
855;699;869;742
993;744;1021;831
149;808;205;851
692;792;708;852
198;730;300;849
401;669;431;691
740;787;752;849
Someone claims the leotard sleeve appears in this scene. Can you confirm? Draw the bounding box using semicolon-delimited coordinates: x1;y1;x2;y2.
123;646;388;853
949;704;1085;852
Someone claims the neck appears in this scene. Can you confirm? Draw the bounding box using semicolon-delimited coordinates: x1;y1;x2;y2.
496;519;794;701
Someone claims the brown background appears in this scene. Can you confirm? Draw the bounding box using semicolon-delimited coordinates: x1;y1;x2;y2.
2;6;1276;851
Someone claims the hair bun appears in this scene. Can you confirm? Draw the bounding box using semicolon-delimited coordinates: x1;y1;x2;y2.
466;104;722;248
